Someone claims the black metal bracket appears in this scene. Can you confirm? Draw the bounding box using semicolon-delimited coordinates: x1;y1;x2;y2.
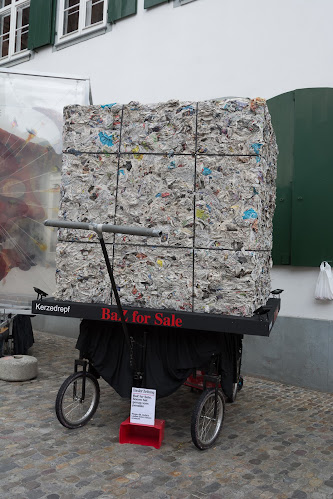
74;359;89;400
203;374;221;391
75;358;88;373
33;287;48;300
203;373;221;419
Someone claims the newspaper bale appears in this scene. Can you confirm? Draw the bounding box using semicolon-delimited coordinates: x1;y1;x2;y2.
56;97;277;316
112;245;193;311
114;154;195;247
63;104;123;154
193;249;272;316
54;242;112;304
195;155;275;251
58;153;118;242
121;100;197;154
197;97;276;157
54;243;194;311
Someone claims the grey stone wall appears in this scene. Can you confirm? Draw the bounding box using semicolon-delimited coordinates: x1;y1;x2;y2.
242;316;333;393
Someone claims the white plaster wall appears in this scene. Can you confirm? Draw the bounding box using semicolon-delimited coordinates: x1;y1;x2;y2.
271;266;333;321
19;0;332;104
17;0;333;321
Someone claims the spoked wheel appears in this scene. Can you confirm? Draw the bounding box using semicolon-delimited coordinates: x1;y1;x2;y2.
55;372;100;429
191;388;225;450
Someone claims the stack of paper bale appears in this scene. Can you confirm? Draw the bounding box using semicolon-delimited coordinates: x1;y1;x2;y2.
55;97;277;316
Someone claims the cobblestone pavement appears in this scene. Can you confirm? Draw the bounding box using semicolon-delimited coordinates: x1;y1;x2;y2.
0;331;332;499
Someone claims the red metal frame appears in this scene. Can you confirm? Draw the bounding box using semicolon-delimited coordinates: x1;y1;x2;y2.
184;370;221;391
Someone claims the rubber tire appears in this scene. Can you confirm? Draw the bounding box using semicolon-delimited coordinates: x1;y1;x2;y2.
228;357;242;403
55;372;100;429
191;388;225;450
229;382;239;403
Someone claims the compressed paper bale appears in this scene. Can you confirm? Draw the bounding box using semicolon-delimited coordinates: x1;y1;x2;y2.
63;104;123;153
54;242;112;303
114;154;195;247
194;248;272;292
195;291;255;317
112;245;193;311
193;249;272;316
56;96;277;316
58;153;118;242
121;100;197;154
195;155;275;251
196;97;275;156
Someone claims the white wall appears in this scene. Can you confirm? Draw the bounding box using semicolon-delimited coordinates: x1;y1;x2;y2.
18;0;333;321
19;0;332;104
271;267;333;321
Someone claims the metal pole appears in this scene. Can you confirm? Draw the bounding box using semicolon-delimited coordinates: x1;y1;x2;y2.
98;237;132;346
44;219;162;238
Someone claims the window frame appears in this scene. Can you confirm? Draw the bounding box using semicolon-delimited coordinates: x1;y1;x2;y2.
56;0;107;46
0;0;31;65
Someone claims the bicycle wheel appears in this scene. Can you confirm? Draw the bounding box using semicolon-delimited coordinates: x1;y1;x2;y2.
191;388;225;450
55;372;100;429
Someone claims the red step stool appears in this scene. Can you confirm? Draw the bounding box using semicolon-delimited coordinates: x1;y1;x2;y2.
119;418;165;449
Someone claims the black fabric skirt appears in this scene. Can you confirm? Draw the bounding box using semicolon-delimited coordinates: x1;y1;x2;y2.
76;319;242;400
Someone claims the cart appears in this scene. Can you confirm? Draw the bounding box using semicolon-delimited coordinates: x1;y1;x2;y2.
32;220;281;450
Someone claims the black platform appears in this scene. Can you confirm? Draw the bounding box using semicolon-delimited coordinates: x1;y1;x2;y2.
32;297;280;337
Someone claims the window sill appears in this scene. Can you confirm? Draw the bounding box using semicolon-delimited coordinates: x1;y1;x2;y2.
0;50;32;68
54;23;109;51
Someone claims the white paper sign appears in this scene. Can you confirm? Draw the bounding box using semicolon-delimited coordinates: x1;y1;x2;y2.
130;387;156;425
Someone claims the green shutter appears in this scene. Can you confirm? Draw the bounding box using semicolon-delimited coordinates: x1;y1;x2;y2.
108;0;137;23
267;91;295;265
291;88;333;266
28;0;56;50
268;88;333;267
144;0;169;8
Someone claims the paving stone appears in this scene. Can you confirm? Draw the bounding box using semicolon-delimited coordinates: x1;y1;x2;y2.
291;491;308;498
0;463;18;473
82;491;104;499
26;490;45;499
201;482;221;493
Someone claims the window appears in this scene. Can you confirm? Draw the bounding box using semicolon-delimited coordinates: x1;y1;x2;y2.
0;0;30;62
58;0;106;42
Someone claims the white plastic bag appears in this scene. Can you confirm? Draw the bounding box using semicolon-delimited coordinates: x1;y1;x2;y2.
315;261;333;300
